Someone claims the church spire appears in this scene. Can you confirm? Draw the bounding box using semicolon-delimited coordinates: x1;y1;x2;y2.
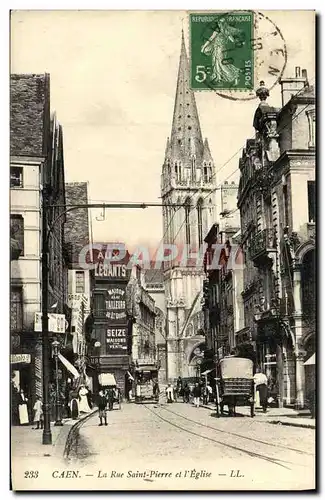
169;32;204;165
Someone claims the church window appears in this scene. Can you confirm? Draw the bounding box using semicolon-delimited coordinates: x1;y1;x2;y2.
178;127;181;131
197;199;203;246
191;157;196;179
187;103;190;106
187;115;191;118
203;166;208;183
185;199;191;244
188;126;192;130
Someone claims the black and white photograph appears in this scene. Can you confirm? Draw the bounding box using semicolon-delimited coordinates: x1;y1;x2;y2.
9;9;316;491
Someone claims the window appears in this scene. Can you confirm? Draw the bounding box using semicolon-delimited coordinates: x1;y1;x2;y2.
191;157;196;180
306;109;316;149
203;165;208;183
10;167;23;188
308;181;315;223
94;292;105;317
283;185;289;227
197;199;203;246
75;271;85;293
10;215;24;255
185;199;191;244
10;288;23;331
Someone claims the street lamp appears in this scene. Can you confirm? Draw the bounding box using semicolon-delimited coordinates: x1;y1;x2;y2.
52;340;63;426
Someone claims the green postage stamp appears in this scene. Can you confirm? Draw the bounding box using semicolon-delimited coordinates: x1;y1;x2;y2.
190;12;254;91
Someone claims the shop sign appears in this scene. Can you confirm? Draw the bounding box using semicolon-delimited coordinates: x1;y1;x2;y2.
95;263;127;279
10;354;31;364
105;285;127;323
34;313;67;333
106;326;128;354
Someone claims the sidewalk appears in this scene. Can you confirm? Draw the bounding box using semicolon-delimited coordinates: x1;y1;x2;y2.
11;410;98;460
201;402;316;429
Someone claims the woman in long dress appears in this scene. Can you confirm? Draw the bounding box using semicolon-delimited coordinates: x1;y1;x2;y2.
201;18;243;86
78;385;91;413
18;390;29;425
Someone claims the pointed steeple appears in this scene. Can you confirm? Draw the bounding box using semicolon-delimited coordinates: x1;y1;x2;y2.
202;138;213;162
169;32;204;165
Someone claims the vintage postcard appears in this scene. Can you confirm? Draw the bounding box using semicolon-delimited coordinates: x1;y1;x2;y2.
10;9;316;491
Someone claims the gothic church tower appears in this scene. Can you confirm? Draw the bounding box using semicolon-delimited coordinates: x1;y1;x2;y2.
161;32;217;380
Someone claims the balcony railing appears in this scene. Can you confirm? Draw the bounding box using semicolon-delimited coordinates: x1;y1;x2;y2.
249;228;276;262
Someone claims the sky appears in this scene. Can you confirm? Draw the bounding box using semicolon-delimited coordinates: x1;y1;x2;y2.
10;10;315;249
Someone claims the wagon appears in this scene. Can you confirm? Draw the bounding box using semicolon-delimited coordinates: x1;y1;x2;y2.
216;357;255;418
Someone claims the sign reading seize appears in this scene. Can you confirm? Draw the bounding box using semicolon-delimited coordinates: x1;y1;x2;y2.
106;327;128;353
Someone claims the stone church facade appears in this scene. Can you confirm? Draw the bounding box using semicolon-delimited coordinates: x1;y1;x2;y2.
161;33;217;381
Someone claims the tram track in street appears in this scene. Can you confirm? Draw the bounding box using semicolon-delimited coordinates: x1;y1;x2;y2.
157;404;314;457
143;404;313;471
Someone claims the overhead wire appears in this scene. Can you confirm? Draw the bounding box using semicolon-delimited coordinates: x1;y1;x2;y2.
151;78;315;326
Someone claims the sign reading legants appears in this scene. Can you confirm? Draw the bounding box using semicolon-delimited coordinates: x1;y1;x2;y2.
106;326;128;354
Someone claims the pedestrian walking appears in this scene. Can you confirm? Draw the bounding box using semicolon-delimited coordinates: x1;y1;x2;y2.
106;387;115;411
97;390;108;426
183;383;190;403
32;396;43;430
254;368;268;413
193;382;201;408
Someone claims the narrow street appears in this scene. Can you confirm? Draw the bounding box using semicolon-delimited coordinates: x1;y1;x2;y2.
66;402;315;490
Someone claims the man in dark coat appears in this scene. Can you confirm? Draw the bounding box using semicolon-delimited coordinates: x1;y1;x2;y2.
97;390;108;426
106;387;115;411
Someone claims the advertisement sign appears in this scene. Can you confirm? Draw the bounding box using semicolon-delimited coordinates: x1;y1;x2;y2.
105;284;127;323
106;326;128;354
10;354;31;364
34;313;66;333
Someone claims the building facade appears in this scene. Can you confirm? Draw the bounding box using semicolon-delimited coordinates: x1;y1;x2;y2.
126;266;157;373
161;33;217;381
10;74;69;414
237;69;315;408
64;182;93;383
90;251;132;397
143;269;167;384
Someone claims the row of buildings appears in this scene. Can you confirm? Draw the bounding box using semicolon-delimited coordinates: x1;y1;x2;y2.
10;74;166;419
202;71;316;409
158;35;315;409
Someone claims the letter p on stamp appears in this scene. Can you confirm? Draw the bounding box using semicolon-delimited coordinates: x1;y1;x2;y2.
190;12;254;91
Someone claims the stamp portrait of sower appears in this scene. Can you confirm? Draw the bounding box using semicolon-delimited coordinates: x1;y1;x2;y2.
200;18;244;87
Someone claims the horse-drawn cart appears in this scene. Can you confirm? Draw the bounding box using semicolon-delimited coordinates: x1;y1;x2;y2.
216;357;255;418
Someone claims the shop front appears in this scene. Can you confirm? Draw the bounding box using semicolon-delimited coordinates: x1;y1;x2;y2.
256;317;295;407
11;352;34;425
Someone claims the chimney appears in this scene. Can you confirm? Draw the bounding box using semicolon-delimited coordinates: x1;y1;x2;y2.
280;67;308;107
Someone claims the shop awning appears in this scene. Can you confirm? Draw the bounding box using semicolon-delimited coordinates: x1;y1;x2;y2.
304;353;315;366
58;353;80;379
135;365;157;372
98;373;117;386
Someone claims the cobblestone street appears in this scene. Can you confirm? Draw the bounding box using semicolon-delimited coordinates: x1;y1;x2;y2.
66;402;315;490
